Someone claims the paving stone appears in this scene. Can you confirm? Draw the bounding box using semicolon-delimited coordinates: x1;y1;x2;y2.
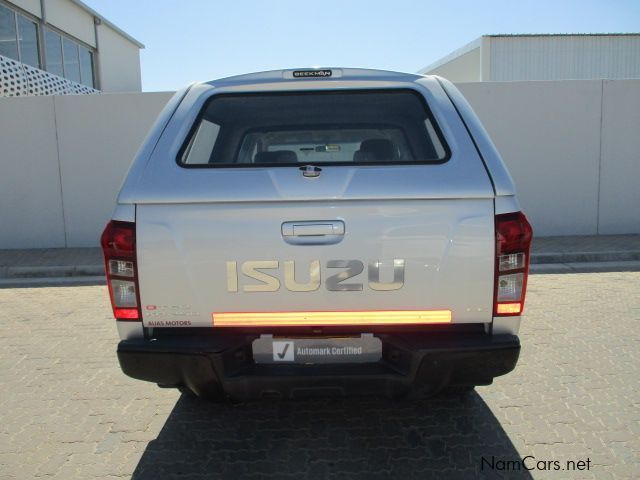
0;272;638;478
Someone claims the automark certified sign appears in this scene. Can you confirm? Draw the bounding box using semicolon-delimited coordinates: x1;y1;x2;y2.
254;334;382;364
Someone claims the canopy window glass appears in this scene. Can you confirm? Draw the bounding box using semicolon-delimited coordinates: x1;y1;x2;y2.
180;90;450;167
0;4;40;68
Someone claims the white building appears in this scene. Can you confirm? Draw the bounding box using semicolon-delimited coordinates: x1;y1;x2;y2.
0;0;143;95
419;34;640;82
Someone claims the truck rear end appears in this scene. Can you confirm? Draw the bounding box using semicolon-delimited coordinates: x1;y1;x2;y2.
102;69;532;400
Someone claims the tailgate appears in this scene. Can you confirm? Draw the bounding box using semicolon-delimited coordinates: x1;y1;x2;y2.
137;196;494;328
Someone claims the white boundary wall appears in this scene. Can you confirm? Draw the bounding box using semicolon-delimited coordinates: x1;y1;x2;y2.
0;92;172;248
459;80;640;236
0;80;638;248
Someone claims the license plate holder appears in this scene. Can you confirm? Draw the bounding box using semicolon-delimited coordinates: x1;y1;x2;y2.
252;334;382;364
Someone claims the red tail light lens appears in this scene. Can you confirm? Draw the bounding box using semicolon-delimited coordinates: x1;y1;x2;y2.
494;212;533;316
101;221;142;321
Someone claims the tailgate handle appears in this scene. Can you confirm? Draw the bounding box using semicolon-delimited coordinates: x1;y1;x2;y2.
281;220;345;245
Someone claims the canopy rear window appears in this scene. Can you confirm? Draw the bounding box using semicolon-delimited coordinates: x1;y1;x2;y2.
179;90;450;167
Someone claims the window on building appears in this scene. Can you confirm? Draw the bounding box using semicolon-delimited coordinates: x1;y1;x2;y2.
0;4;19;60
62;37;80;83
79;47;94;88
17;15;38;68
44;27;95;87
45;28;64;77
1;4;96;89
0;4;40;68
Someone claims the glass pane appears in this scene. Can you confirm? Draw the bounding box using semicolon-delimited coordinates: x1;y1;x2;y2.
17;15;38;68
181;120;221;164
78;46;93;88
62;37;80;83
180;91;450;167
424;118;446;158
45;29;63;77
0;5;18;61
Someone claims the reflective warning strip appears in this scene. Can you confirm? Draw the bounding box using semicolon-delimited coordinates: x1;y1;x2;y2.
212;310;452;327
496;302;522;314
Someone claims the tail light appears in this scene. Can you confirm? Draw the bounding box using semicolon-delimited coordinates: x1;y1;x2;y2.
494;212;533;316
100;221;142;321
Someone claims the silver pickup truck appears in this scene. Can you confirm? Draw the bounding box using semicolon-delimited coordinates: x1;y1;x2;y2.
101;68;532;401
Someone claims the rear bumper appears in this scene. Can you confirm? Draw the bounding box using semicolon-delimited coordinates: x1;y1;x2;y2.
117;332;520;400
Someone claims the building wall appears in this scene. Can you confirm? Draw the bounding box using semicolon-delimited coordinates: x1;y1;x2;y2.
96;23;142;92
0;80;638;248
424;47;481;83
421;35;640;83
10;0;40;16
490;35;640;81
45;0;96;47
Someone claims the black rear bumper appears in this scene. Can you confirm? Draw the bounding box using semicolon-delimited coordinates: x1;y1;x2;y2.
117;332;520;400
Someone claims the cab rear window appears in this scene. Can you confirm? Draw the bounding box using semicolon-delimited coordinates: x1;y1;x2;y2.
179;90;449;167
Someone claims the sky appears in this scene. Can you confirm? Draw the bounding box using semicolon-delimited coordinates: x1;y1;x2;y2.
81;0;640;92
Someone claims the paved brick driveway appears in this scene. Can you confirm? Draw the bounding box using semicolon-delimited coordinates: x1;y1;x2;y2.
0;272;638;479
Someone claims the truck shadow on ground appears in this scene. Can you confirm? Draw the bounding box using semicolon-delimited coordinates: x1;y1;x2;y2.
132;391;532;479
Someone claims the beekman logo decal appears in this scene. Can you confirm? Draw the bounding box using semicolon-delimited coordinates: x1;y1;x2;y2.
293;69;332;78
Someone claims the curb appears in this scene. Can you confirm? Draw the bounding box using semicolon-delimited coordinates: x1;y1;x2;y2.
0;276;106;287
530;251;640;264
529;260;640;274
0;264;104;279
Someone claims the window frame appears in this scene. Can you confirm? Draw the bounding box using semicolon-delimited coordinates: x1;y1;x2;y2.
43;25;95;87
16;13;39;68
62;35;81;83
78;46;94;88
44;27;64;77
0;1;43;69
0;3;21;63
176;89;452;169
